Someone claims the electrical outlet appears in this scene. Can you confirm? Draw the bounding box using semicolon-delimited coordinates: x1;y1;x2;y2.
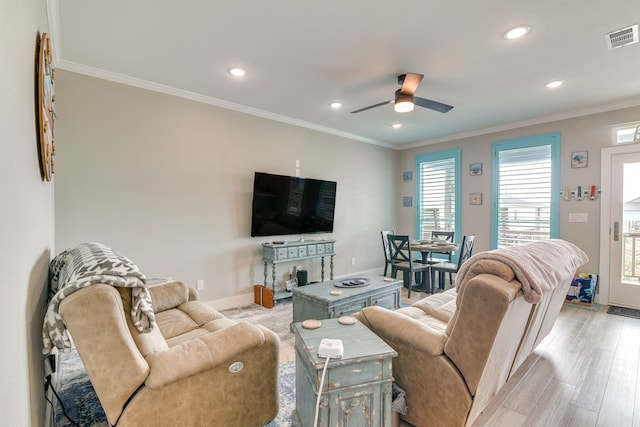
196;279;205;290
351;257;356;265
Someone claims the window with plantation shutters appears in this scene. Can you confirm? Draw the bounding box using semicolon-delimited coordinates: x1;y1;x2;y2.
492;133;560;248
415;150;460;241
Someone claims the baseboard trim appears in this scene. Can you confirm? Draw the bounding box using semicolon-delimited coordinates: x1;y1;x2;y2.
205;293;255;311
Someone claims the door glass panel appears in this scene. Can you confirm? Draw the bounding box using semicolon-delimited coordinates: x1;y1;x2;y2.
622;162;640;284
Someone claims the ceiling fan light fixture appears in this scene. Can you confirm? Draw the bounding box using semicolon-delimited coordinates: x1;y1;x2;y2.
391;123;402;129
394;96;414;113
329;102;343;109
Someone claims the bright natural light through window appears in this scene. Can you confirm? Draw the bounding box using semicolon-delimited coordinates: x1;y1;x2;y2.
617;126;638;144
416;150;460;241
495;146;552;247
492;134;559;249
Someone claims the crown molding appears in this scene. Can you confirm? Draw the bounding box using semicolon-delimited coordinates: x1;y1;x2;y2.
55;60;394;149
402;97;640;150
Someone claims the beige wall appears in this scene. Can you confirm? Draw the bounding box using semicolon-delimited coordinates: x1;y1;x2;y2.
0;0;56;425
55;68;640;309
397;106;640;277
54;71;397;306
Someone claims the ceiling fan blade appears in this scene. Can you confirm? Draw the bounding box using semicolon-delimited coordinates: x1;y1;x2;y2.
350;100;393;114
414;96;454;113
400;73;424;95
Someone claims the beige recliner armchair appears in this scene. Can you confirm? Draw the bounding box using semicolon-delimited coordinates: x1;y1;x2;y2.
59;281;280;427
358;239;587;427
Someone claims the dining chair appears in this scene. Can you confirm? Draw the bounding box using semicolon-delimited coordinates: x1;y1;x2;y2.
388;234;431;298
427;231;455;264
430;234;476;291
380;230;396;277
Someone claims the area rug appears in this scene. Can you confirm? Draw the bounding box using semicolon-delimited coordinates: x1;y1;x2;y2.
53;347;295;427
607;305;640;319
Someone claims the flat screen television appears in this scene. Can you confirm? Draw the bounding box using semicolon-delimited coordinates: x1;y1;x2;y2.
251;172;337;237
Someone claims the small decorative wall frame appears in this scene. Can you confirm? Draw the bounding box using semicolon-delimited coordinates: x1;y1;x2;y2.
469;163;483;176
571;151;588;168
403;196;413;207
402;171;413;182
470;193;483;205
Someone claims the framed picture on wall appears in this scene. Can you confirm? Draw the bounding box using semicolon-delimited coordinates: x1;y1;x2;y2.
403;196;413;207
571;151;588;168
402;171;413;182
470;193;483;205
469;163;483;176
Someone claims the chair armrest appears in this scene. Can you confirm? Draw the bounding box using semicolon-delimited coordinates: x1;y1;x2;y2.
358;306;447;355
144;322;268;389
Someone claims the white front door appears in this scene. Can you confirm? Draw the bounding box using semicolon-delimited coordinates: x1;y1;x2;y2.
607;151;640;309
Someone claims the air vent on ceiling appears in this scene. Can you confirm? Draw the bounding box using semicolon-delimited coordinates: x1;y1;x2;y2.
605;24;639;50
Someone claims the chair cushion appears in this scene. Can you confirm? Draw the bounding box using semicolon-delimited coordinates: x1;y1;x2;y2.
413;289;457;323
432;262;457;272
393;261;430;271
155;300;235;347
393;307;449;334
155;309;199;340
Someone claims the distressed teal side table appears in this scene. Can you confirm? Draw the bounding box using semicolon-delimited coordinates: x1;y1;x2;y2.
291;318;397;427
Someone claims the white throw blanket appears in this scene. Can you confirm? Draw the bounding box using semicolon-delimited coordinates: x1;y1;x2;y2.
455;239;588;303
42;242;156;354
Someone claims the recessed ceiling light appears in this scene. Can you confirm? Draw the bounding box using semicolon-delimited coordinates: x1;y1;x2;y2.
545;80;565;89
228;67;247;77
329;102;343;109
503;26;531;40
391;123;402;129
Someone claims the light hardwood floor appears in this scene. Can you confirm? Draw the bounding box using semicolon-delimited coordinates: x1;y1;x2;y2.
470;301;640;427
401;286;640;427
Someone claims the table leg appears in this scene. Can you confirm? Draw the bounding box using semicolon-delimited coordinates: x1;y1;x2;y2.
263;261;268;286
271;263;277;289
418;251;433;293
330;255;334;280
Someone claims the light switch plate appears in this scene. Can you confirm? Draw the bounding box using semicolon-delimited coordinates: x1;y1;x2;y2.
569;213;588;223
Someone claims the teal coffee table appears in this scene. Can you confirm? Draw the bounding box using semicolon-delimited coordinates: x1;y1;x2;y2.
291;275;402;323
291;318;397;427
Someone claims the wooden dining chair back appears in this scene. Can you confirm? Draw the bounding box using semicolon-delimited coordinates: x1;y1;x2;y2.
388;234;430;298
430;234;476;290
428;231;455;263
380;230;396;277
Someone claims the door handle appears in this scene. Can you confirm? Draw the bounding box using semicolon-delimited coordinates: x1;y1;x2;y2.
614;221;620;241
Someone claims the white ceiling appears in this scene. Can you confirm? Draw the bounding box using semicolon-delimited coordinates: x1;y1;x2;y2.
49;0;640;149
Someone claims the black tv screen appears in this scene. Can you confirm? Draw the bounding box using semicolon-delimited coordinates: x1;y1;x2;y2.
251;172;337;237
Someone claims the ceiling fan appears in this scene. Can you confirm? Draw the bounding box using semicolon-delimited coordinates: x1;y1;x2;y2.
351;73;454;114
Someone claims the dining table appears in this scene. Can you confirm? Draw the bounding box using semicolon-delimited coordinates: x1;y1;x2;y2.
410;241;459;292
